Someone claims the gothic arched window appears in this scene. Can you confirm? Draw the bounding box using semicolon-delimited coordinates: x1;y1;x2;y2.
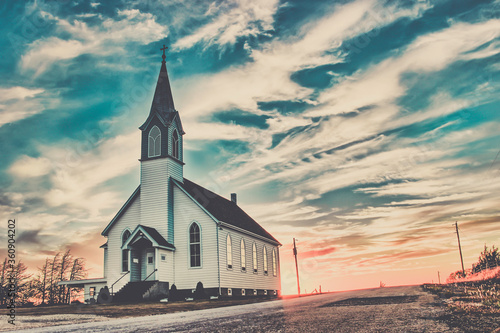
172;129;179;159
122;230;131;272
226;234;232;269
240;239;246;271
148;126;161;157
189;223;201;267
252;243;258;273
263;246;268;275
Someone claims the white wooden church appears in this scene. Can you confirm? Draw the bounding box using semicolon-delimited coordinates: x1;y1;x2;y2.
61;49;281;302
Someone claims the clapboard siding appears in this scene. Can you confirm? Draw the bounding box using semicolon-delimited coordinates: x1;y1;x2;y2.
166;159;183;182
219;228;280;291
173;186;218;290
84;282;107;302
166;159;182;245
105;196;140;292
140;159;169;237
158;250;174;282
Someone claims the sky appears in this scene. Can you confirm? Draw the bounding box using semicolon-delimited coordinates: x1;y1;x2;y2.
0;0;499;294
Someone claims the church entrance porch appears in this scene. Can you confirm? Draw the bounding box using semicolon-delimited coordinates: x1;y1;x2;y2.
122;225;174;284
129;237;157;282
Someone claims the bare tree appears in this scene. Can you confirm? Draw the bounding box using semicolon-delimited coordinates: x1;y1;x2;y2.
29;252;88;305
31;258;49;305
40;258;49;305
58;250;72;303
47;253;61;304
65;257;87;304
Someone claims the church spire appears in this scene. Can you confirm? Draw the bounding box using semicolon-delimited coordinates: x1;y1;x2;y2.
150;45;175;115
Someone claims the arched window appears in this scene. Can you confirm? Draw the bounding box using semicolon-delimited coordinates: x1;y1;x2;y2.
122;230;131;272
263;246;268;275
226;234;232;269
252;243;257;273
272;248;277;277
189;223;201;267
172;129;179;159
148;126;161;157
240;239;246;271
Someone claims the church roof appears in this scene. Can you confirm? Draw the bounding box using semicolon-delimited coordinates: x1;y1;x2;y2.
101;178;281;247
176;178;281;245
102;179;280;245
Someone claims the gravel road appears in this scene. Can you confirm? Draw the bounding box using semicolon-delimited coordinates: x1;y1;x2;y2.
10;285;458;332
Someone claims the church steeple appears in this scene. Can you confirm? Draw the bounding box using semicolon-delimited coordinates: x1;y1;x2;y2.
150;45;175;115
139;45;184;163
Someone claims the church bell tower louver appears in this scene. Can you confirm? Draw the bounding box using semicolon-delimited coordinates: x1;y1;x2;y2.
138;45;184;243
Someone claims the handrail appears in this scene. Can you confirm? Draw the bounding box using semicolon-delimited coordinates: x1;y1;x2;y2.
142;268;157;282
110;271;130;295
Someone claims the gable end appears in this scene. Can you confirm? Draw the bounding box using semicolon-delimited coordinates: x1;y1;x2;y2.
101;185;140;236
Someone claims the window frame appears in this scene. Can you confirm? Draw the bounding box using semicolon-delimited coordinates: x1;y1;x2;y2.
226;234;233;269
172;129;179;159
148;125;161;158
121;229;131;272
240;239;246;272
189;222;202;268
252;243;258;274
263;246;268;275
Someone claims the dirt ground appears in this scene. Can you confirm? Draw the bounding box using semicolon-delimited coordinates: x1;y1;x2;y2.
3;285;500;332
0;286;453;332
0;297;278;331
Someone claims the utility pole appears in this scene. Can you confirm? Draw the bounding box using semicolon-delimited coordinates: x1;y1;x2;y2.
455;222;465;275
293;238;300;296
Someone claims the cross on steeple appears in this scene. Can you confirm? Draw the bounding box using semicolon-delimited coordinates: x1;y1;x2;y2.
160;44;168;62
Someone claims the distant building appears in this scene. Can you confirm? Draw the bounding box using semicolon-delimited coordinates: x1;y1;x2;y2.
60;49;281;302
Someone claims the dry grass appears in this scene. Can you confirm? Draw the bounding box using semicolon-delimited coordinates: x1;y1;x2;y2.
423;281;500;332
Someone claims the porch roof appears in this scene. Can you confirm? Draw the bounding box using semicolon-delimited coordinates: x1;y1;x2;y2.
58;277;107;287
122;225;175;251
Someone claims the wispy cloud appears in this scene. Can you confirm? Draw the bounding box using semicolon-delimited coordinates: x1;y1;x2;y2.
219;18;500;192
0;86;57;126
21;9;167;76
312;19;500;117
175;0;430;140
173;0;280;49
8;131;139;217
